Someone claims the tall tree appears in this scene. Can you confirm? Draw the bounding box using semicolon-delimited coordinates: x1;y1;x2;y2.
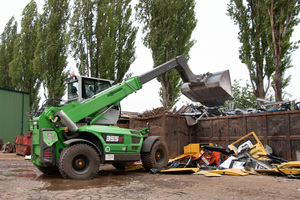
9;0;41;113
228;0;300;102
136;0;197;109
0;17;18;89
266;0;300;101
227;0;274;100
35;0;70;100
69;0;95;76
70;0;137;83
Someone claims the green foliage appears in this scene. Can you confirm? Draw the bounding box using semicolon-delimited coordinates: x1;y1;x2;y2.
136;0;197;109
70;0;137;83
0;17;18;89
69;0;95;77
266;0;300;101
34;0;70;100
226;79;257;109
227;0;273;100
9;0;41;113
227;0;300;101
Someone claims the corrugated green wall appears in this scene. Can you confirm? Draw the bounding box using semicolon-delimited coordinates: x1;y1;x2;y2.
0;88;30;144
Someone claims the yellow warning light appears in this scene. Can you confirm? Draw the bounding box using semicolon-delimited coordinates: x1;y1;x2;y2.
71;72;75;76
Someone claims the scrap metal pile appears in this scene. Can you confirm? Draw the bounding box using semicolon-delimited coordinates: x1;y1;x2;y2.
157;132;300;178
178;101;300;126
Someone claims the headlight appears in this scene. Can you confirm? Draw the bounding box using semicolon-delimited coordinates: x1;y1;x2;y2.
33;121;38;126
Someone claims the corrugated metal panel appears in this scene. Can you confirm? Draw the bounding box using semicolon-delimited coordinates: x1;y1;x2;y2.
127;110;300;161
22;93;30;135
195;111;300;161
0;88;30;144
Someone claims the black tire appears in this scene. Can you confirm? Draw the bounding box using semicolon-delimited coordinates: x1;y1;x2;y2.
35;165;59;175
58;143;100;180
141;140;169;171
112;162;134;170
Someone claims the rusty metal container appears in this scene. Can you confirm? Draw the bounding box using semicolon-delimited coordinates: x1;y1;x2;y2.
14;135;31;156
127;110;300;161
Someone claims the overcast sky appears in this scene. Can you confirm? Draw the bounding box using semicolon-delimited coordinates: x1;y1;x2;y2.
1;0;300;112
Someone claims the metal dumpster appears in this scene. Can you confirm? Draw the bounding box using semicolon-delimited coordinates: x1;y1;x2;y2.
15;135;31;156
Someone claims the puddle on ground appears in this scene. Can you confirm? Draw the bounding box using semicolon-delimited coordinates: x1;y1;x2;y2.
0;164;145;191
38;168;144;191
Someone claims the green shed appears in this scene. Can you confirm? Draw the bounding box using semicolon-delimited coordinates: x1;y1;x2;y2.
0;87;30;144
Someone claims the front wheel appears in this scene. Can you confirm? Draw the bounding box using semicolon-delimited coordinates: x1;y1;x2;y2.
141;140;169;171
58;143;100;180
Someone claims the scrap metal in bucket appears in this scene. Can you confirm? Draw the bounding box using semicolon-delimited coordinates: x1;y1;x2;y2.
181;70;233;107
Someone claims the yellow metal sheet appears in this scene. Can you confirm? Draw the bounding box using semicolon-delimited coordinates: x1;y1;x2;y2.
241;170;260;175
168;153;192;162
193;170;222;177
168;143;214;163
160;168;199;173
184;143;200;154
255;167;300;175
254;168;278;174
207;169;250;176
277;161;300;169
193;170;210;175
278;168;300;175
204;173;222;177
124;162;144;171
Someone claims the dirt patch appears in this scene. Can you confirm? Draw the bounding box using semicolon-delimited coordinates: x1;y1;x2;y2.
1;154;300;199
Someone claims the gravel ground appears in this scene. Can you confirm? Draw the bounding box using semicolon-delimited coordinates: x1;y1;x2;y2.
1;153;300;200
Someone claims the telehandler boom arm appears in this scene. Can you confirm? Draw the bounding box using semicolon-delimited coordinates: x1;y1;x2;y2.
139;55;233;106
49;55;232;131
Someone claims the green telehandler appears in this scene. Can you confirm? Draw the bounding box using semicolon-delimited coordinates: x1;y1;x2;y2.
30;55;233;179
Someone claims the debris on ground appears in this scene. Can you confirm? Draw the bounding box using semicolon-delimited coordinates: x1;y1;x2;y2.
1;142;15;153
158;131;300;179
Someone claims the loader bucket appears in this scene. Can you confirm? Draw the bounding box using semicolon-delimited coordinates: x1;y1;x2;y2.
181;70;233;107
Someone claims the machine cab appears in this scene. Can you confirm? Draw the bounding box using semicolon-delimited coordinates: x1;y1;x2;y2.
66;74;114;102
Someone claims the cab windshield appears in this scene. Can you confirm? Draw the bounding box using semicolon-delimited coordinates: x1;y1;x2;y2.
67;76;112;101
82;78;111;99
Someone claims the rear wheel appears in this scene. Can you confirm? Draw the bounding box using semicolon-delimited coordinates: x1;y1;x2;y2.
58;143;100;180
141;140;169;171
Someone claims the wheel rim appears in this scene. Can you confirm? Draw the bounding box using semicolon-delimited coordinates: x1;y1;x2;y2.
155;148;164;164
72;154;90;173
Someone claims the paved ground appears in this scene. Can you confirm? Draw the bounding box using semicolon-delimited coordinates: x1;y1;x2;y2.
1;153;300;200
